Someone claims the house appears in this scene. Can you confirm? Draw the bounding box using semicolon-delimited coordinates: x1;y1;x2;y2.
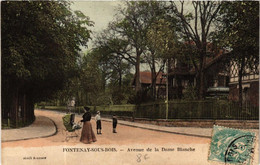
167;40;259;105
167;43;230;99
229;59;259;106
132;71;166;98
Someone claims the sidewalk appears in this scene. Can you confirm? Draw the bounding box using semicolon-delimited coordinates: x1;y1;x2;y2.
1;113;212;143
1;116;57;142
101;118;213;138
103;118;259;138
2;110;258;142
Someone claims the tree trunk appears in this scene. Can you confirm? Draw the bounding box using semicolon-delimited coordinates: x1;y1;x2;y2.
28;95;35;122
198;41;207;100
177;77;182;99
102;73;106;92
238;58;245;108
22;94;26;123
151;60;156;100
119;69;122;90
7;86;19;127
135;51;142;92
199;70;205;100
2;80;12;122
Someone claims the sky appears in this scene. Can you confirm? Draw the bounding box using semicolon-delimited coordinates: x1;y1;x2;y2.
70;1;123;50
70;1;193;50
70;1;158;72
69;1;193;72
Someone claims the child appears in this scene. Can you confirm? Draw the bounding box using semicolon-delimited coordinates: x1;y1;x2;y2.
70;114;81;130
112;115;117;133
95;111;102;134
72;122;81;130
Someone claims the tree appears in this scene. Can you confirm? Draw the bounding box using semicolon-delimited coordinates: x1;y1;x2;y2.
98;2;171;102
166;1;222;99
214;1;259;106
94;31;133;90
146;18;179;99
2;1;93;127
79;52;104;106
92;33;133;104
108;1;163;94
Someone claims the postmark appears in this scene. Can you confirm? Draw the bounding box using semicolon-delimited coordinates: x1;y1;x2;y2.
208;125;256;165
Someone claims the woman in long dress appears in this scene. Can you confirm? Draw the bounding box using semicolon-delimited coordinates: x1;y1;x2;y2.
80;107;97;144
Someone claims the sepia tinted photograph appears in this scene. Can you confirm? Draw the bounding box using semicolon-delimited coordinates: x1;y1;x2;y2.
1;1;259;165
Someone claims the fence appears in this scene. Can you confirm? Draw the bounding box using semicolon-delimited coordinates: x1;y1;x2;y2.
167;100;258;120
38;100;259;120
90;100;258;120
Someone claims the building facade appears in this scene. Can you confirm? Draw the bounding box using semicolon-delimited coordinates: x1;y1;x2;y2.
229;60;259;106
168;46;230;99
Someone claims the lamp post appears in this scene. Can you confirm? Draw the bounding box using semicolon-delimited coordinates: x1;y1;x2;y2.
165;59;169;120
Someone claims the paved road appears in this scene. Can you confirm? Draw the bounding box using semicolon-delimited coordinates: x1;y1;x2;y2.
1;110;259;165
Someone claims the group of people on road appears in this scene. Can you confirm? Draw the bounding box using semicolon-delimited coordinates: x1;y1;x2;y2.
80;106;117;144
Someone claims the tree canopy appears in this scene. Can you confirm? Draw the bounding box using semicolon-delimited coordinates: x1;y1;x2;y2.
213;1;259;105
2;1;93;125
2;1;93;102
216;1;259;61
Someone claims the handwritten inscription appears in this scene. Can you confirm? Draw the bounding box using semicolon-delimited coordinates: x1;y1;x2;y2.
136;154;149;163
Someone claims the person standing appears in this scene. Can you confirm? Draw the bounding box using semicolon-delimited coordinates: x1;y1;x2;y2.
112;115;117;133
80;107;97;144
95;111;102;134
67;98;75;113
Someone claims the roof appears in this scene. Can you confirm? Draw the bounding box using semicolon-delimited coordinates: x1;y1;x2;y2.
132;71;166;86
168;67;194;76
169;42;229;76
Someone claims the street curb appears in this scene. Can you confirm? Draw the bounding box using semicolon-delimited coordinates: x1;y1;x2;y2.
38;109;212;138
101;119;212;139
2;117;58;143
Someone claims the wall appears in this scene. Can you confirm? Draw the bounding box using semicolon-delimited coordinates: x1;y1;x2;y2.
229;81;259;106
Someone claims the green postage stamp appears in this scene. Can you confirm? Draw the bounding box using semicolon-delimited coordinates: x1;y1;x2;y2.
208;125;256;165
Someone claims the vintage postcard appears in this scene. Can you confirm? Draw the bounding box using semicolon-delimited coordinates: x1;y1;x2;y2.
1;1;259;165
